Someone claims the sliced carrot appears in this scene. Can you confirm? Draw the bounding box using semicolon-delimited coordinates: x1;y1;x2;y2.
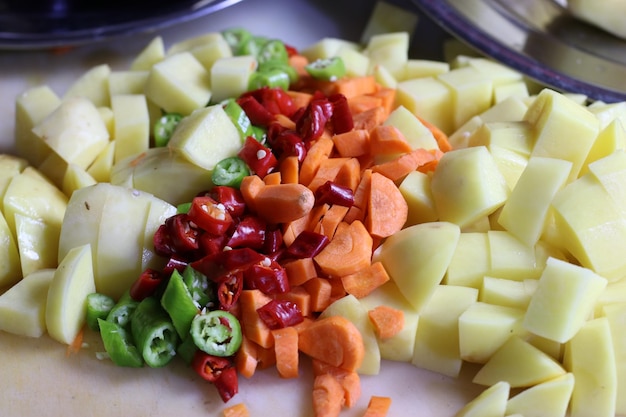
369;125;413;156
256;343;277;369
239;289;274;348
312;373;345;417
352;106;386;132
66;327;84;357
318;204;350;240
328;278;347;302
348;95;383;116
314;220;373;278
235;335;259;379
272;326;300;379
417;115;452;152
362;396;392;417
293;316;316;334
417;148;444;173
222;402;250;417
340;261;390;299
334;158;361;192
299;136;335;186
307;157;351;192
286;89;313;109
331;129;370;158
239;175;266;213
370;88;396;117
365;172;408;238
274;286;312;318
283;257;318;286
334;75;378;99
306;203;330;233
343;169;372;224
253;183;315;224
283;210;313;247
302;277;333;313
367;305;405;340
263;171;282;186
298;315;365;372
280;155;300;184
274;113;296;130
312;359;362;408
371;147;437;183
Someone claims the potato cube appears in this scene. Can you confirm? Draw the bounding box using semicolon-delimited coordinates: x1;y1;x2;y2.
111;94;150;163
383;105;438;151
505;373;574;417
130;36;165;71
15;213;59;277
210;55;257;104
438;66;493;130
444;232;490;288
395;76;454;134
62;64;111;108
398;170;438;226
454;381;509;417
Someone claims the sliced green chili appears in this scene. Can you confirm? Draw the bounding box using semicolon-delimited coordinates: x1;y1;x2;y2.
237;35;268;57
305;57;346;81
258;60;299;84
251;125;267;143
97;318;144;368
160;269;200;339
86;292;115;331
182;265;213;308
176;201;192;214
176;335;198;366
131;296;179;368
257;39;288;65
248;68;291;90
190;310;242;357
222;28;252;54
211;156;250;188
223;99;254;140
153;113;183;147
106;290;139;329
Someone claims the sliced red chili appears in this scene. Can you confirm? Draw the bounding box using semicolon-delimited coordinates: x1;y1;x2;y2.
271;130;307;163
286;230;330;259
213;365;239;403
260;87;297;118
191;350;232;383
162;256;189;275
153;224;175;257
237;95;274;127
187;196;234;236
296;98;332;142
199;233;228;256
208;186;247;219
243;258;290;294
216;270;244;310
314;180;355;207
262;225;284;255
165;213;200;253
191;247;265;281
328;93;354;134
226;215;267;250
129;268;164;301
256;299;304;329
237;136;278;178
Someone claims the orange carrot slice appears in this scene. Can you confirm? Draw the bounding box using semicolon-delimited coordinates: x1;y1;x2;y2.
341;261;390;299
367;305;405;340
314;220;373;278
272;326;299;379
365;172;408;238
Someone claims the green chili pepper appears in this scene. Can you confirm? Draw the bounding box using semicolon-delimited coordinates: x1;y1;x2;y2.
248;68;291;91
182;265;213;308
251;125;267;143
131;296;179;368
97;318;144;368
106;290;139;329
305;57;347;81
86;292;116;331
257;39;288;65
258;60;299;84
160;269;200;339
211;156;250;188
176;335;198;366
153;113;183;147
176;202;192;214
222;28;252;54
237;35;268;57
190;310;242;357
223;99;254;140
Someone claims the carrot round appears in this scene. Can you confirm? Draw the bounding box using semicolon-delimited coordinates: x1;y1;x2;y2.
371;148;436;183
234;335;259;379
331;129;370;158
340;261;390;299
298;315;365;372
312;359;362;408
363;396;392;417
312;373;344;417
253;183;315;224
314;220;373;278
366;172;408;238
303;277;333;313
369;125;413;156
367;305;405;340
272;326;299;379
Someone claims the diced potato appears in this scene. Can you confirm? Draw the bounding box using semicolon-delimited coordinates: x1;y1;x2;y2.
360;1;418;45
61;163;97;196
383;105;438;150
166;32;223;55
398;170;438;226
364;32;410;79
111;94;150;163
454;381;510;417
370;63;397;88
581;119;626;175
395;76;454;134
480;276;536;310
465;58;523;87
210;55;257;104
87;141;115;183
588;100;626;130
336;46;370;77
0;269;55;338
189;36;233;71
0;210;22;288
108;71;149;96
488;145;529;190
444;232;490;288
300;37;361;61
62;64;111;108
401;59;450;80
505;373;574;417
14;213;59;277
467;121;533;157
0;154;28;205
601;303;626;415
587;149;626;210
130;36;165;71
493;81;529;103
438;66;493;130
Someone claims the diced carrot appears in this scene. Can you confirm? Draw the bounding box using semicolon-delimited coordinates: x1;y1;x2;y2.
298;315;365;372
365;172;408;238
343;169;372;224
223;402;250;417
239;289;274;348
307;157;351;192
334;75;378;99
299;136;335;186
417;115;452;152
263;171;282;185
369;125;413;156
371;147;437;183
256;343;277;369
274;113;297;130
239;175;266;213
274;286;312;318
318;204;350;240
362;396;392;417
66;327;84;357
328;278;347;302
302;277;333;313
367;305;405;340
312;360;362;408
293;316;315;334
306;203;330;233
341;261;390;299
272;326;299;379
312;373;345;417
314;220;373;278
283;257;318;286
286;89;313;109
283;211;312;247
280;155;300;184
352;106;386;132
334;158;361;192
331;129;370;158
370;88;396;117
288;54;310;77
235;335;259;379
417;148;444;173
253;183;315;224
348;95;383;116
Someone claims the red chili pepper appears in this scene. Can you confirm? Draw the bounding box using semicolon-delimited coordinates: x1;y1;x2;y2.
162;256;189;275
262;225;284;255
129;268;164;301
270;130;307;163
165;213;200;253
191;350;232;383
286;230;330;259
284;43;298;57
260;87;297;118
199;233;228;256
237;136;278;178
191;247;265;281
216;270;244;310
237;95;274;127
314;180;355;207
226;215;267;249
296;98;332;142
243;258;290;294
153;224;175;257
208;186;247;218
256;299;304;329
328;93;354;134
213;365;239;403
187;196;234;236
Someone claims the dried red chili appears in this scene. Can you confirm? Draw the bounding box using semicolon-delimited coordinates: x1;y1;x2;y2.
314;180;355;207
129;268;165;301
256;299;304;329
286;230;330;259
243;258;290;294
237;136;278;178
226;215;267;249
187;196;234;236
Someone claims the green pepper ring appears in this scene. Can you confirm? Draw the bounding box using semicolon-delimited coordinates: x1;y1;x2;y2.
190;310;243;357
